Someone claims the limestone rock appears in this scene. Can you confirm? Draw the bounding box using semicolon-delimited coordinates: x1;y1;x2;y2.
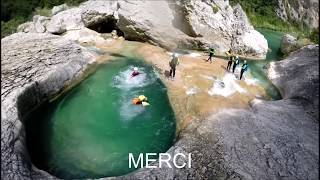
1;32;96;179
33;15;50;33
51;3;69;16
46;8;84;34
280;34;298;54
276;0;319;29
63;27;106;44
268;45;319;119
280;34;312;55
17;22;36;33
41;0;267;58
173;1;268;58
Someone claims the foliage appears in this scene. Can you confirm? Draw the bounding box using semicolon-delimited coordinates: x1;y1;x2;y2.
1;0;87;38
34;7;51;17
1;17;26;38
310;28;319;44
229;0;319;44
212;5;219;14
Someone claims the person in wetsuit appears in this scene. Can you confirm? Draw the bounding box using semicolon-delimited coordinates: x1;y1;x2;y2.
131;67;140;77
206;48;215;63
232;56;240;73
169;53;180;78
240;60;248;80
227;55;234;71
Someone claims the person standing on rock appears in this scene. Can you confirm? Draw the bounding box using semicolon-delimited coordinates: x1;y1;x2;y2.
206;48;215;63
169;53;180;79
232;56;240;73
227;55;234;71
240;60;248;80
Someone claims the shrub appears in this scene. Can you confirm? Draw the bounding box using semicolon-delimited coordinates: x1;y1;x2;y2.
212;5;219;14
1;17;26;38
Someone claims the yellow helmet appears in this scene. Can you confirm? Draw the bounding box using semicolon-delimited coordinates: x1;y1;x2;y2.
138;95;146;101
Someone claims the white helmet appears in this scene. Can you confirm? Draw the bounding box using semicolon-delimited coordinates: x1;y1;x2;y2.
244;60;247;63
133;67;138;71
173;53;178;57
236;56;239;59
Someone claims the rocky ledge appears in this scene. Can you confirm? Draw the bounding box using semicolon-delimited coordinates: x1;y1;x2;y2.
17;0;268;58
1;33;97;179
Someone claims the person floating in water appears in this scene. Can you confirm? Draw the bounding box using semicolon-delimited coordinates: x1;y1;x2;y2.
132;95;150;106
227;55;234;71
169;53;180;78
232;55;240;73
206;48;215;63
240;60;248;80
131;67;140;77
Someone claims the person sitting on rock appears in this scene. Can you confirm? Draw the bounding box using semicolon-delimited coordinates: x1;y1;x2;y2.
232;56;240;73
131;67;140;77
240;60;248;80
169;53;180;79
206;48;215;63
227;55;234;71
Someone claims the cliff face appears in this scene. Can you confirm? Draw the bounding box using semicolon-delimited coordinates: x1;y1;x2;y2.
276;0;319;29
17;0;268;58
1;33;97;180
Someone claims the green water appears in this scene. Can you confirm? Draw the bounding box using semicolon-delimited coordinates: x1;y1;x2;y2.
245;28;284;100
25;58;176;179
257;28;284;61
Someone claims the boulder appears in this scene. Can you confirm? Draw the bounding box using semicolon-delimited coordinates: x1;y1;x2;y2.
63;27;106;44
17;22;36;33
1;33;96;179
172;1;268;58
280;34;312;55
51;3;69;16
280;34;299;54
268;45;319;119
42;0;267;58
33;15;50;33
46;8;84;34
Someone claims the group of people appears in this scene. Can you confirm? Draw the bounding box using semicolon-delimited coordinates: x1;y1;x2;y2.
130;48;249;106
225;49;248;80
166;48;248;80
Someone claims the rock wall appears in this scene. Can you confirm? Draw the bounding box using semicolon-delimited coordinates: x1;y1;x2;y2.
1;33;96;179
268;45;319;119
17;0;268;58
276;0;319;30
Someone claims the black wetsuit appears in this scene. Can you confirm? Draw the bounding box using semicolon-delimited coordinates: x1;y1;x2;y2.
232;58;240;73
207;49;215;62
240;63;248;80
227;56;234;71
